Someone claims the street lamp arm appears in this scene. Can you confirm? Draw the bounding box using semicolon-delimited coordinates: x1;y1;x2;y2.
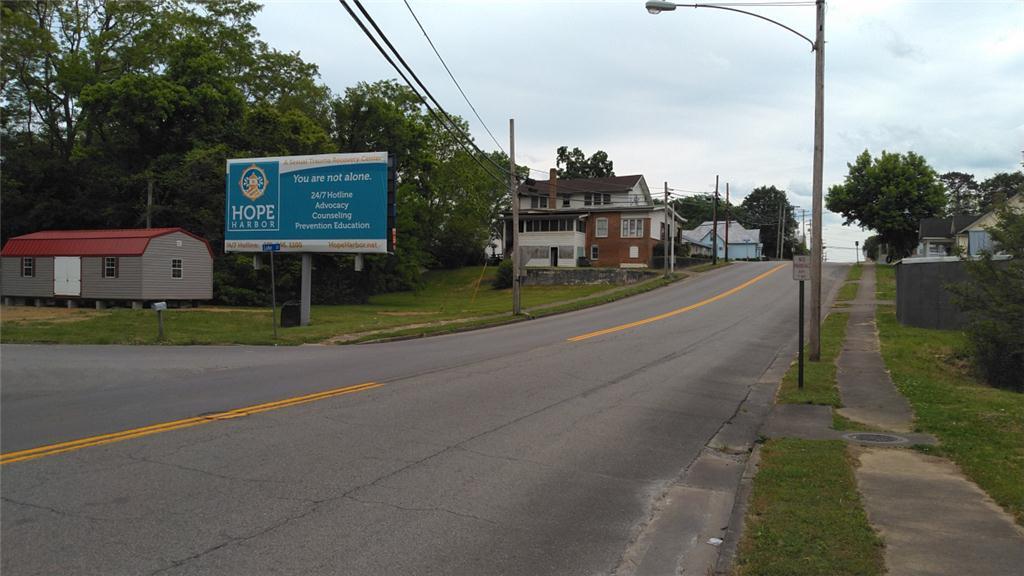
648;2;815;51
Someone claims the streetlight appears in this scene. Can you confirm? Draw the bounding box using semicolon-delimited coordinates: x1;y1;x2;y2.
645;0;825;361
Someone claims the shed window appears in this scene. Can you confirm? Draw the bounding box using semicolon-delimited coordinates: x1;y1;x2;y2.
595;217;609;238
621;218;644;238
104;257;119;279
171;259;183;279
21;257;34;278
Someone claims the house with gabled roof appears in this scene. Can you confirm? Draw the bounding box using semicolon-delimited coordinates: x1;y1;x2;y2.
1;228;213;308
501;171;684;268
681;221;762;260
955;193;1023;256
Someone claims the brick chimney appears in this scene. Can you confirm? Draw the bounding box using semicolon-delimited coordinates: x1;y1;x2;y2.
549;168;557;210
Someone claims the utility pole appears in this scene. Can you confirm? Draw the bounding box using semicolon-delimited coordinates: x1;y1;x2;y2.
810;0;826;361
509;119;521;315
664;182;670;278
855;240;860;264
724;182;730;261
711;175;719;265
670;202;676;274
801;208;807;250
777;201;784;260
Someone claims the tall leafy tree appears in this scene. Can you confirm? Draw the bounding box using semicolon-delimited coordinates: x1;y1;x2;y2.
940;171;982;216
555;146;614;179
739;186;799;258
826;150;946;260
979;171;1024;212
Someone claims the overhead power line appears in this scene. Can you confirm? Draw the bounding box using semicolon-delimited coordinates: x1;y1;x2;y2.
403;0;506;154
338;0;509;187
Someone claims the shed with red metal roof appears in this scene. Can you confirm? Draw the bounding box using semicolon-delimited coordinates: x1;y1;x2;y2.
1;228;213;306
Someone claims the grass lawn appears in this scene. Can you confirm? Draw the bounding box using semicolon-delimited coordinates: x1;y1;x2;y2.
874;264;1024;525
735;439;885;576
0;267;675;346
874;264;896;300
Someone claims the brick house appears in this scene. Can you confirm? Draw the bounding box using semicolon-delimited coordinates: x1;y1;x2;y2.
502;172;684;268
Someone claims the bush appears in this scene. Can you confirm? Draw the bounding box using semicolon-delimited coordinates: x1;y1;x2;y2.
951;202;1024;391
492;258;513;289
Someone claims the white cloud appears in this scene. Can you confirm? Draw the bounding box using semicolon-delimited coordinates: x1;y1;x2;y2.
252;0;1023;263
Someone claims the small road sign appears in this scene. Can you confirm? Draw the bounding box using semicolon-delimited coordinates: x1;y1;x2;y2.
793;255;810;281
261;243;281;252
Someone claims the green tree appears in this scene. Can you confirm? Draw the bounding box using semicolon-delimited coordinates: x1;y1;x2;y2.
950;202;1024;391
669;194;744;233
826;150;946;260
739;186;798;258
979;171;1024;212
862;235;881;261
555;146;614;179
940;171;982;216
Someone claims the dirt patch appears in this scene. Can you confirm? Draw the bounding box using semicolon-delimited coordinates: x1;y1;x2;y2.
1;305;106;323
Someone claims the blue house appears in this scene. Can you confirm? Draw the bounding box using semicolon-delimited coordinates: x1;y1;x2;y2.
682;221;762;260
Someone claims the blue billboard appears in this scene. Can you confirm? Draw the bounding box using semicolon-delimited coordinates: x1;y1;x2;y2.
224;152;394;254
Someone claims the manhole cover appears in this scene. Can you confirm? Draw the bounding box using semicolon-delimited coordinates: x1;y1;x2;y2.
843;432;908;445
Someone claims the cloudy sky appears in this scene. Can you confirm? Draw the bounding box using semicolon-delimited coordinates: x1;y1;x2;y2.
253;0;1024;262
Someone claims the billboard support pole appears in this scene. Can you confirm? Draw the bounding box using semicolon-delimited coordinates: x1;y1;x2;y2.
301;254;311;326
271;251;278;339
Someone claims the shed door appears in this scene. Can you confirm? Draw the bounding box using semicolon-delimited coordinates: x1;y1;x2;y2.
53;256;81;296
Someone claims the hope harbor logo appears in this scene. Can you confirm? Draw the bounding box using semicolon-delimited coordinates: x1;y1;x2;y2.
228;162;279;232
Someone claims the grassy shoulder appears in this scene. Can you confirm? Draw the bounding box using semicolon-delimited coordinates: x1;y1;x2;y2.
0;267;680;346
873;265;1024;525
686;260;733;273
846;263;863;281
835;282;859;302
776;312;848;407
735;439;885;576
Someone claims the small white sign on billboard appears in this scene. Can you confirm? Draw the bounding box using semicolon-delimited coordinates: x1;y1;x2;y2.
793;255;811;281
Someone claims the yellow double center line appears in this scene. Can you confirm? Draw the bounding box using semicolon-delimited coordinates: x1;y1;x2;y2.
0;381;382;465
568;264;786;342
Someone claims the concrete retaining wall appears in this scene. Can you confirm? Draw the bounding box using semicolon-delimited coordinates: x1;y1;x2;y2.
523;268;660;286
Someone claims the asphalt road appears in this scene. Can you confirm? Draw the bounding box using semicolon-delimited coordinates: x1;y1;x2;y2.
1;262;847;575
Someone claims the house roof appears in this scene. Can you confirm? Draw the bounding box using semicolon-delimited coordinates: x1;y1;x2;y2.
957;193;1023;233
682;221;761;246
919;218;953;240
517;175;645;197
920;215;982;240
1;228;213;258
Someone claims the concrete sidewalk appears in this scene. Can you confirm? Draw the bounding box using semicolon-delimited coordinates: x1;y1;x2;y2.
763;262;1024;575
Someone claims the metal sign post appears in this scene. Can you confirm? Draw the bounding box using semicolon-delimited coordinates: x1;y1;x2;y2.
793;255;811;389
263;243;281;339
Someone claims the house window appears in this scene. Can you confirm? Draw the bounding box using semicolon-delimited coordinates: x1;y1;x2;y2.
530;196;549;209
591;245;599;260
584;193;611;206
171;259;183;279
595;217;608;238
621;218;644;238
577;219;585;232
561;195;571;208
103;257;119;278
629;246;639;259
21;257;34;278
